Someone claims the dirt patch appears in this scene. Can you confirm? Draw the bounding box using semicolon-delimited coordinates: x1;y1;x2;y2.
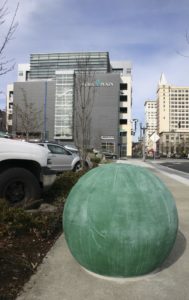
0;170;86;299
0;200;63;299
0;231;61;299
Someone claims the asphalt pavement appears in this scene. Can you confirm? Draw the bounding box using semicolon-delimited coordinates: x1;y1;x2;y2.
17;159;189;300
159;160;189;173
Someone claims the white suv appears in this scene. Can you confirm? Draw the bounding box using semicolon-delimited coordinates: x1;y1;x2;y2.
0;138;56;205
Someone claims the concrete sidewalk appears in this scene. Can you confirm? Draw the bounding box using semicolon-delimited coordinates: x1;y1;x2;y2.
17;160;189;300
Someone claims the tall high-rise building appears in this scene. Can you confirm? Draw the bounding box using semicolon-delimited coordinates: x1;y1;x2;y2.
144;100;157;149
6;51;133;157
157;73;189;155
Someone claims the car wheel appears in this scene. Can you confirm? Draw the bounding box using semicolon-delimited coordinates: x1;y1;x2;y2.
0;168;41;206
73;162;82;172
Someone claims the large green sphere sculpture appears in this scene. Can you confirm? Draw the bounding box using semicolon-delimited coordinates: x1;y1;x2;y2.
63;163;178;277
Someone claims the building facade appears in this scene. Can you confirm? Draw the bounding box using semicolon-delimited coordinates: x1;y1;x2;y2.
7;52;133;157
144;100;157;150
17;64;30;82
6;64;30;132
157;73;189;155
0;109;6;131
6;84;14;132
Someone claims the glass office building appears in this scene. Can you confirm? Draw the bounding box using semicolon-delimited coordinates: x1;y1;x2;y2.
9;52;133;157
30;52;111;80
54;70;74;140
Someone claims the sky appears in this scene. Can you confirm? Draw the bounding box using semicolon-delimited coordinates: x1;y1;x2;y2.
1;0;189;134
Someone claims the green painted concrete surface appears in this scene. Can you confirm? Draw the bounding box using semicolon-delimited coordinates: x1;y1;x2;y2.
63;163;178;277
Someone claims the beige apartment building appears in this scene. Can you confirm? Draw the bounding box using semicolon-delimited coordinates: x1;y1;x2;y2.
111;61;133;157
144;100;157;150
157;73;189;156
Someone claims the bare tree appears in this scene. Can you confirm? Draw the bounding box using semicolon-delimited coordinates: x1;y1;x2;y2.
74;57;96;168
176;30;189;57
0;1;19;76
14;89;42;141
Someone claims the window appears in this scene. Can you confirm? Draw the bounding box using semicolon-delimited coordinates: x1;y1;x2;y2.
47;144;68;155
120;119;127;125
120;95;127;102
54;72;74;140
120;83;127;90
9;91;13;98
112;68;123;74
101;142;115;153
26;71;30;80
120;107;127;113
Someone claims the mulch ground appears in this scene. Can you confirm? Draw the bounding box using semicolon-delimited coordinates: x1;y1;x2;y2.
0;222;62;299
0;170;87;299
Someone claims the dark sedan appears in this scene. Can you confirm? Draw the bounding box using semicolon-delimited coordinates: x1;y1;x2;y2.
102;151;117;159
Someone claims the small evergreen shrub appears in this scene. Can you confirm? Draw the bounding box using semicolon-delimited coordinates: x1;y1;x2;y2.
0;170;86;237
90;157;101;164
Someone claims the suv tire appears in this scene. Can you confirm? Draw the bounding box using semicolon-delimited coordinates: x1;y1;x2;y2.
0;167;41;205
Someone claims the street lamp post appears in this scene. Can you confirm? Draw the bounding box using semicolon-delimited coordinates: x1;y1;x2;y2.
177;120;181;156
43;81;47;141
140;123;148;162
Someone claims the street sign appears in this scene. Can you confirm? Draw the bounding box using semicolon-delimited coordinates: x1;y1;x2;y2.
150;132;160;143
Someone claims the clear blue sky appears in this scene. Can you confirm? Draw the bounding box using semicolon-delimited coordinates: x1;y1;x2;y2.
1;0;189;131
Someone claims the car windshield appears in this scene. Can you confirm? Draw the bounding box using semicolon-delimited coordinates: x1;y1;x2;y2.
47;144;68;155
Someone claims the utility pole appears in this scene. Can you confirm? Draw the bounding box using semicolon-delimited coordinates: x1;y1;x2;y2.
43;81;47;141
140;123;148;161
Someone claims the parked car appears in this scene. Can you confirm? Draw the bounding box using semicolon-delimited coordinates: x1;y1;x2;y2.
167;153;187;159
102;151;117;159
64;144;79;155
38;142;82;172
167;153;176;158
0;131;12;138
180;153;188;159
0;139;56;205
64;144;93;168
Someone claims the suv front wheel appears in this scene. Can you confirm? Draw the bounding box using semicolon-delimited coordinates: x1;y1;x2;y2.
0;167;41;206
